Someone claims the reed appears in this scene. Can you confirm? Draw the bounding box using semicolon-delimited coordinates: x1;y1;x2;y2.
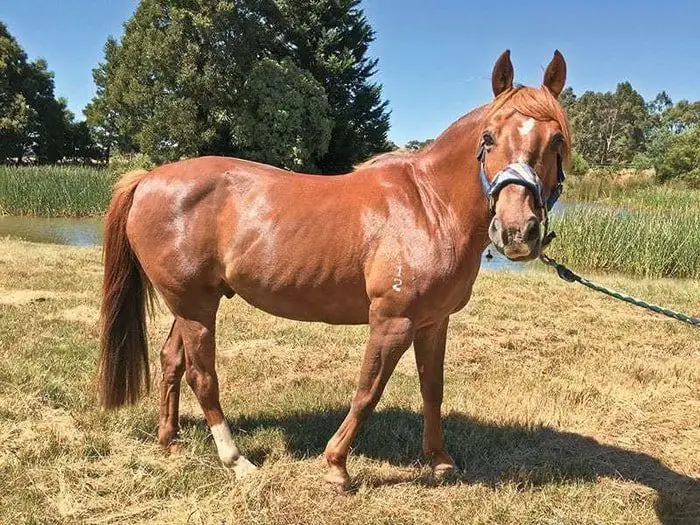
0;165;112;217
549;203;700;279
564;171;700;210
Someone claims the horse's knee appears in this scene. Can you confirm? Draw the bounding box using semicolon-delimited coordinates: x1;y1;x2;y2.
161;329;184;378
185;366;217;396
184;366;201;389
351;391;379;420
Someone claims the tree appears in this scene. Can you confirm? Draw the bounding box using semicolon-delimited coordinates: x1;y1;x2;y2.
234;58;332;171
654;127;700;188
0;21;99;164
87;0;390;172
662;99;700;134
562;82;649;166
405;139;434;151
263;0;391;172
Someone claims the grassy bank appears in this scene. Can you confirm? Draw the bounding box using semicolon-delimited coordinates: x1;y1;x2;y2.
552;171;700;278
563;170;700;210
1;239;698;524
0;165;111;217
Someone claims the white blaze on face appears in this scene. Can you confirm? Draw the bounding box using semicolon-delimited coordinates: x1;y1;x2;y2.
518;117;535;136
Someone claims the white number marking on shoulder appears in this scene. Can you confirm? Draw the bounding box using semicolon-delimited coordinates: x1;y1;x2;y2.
392;265;403;292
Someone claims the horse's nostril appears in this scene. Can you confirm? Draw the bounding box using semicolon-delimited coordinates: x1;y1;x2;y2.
523;218;540;243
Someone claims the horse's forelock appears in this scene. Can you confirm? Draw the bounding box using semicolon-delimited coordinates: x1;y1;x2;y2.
487;86;572;164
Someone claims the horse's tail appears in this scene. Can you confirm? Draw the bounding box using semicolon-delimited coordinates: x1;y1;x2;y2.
98;169;153;410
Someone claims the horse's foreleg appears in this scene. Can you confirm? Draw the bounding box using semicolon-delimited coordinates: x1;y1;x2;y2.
414;317;457;478
179;311;257;477
158;319;185;449
324;310;414;490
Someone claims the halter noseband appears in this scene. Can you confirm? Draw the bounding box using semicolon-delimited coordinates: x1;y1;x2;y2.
478;146;565;216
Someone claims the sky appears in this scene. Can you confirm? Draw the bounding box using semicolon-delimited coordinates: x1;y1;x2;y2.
3;0;700;146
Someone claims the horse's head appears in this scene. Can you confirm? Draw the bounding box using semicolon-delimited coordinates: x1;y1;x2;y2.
480;50;570;261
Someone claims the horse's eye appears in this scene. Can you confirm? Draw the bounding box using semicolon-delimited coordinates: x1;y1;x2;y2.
482;132;496;147
550;133;564;150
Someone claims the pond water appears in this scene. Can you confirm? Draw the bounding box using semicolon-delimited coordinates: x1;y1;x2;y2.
0;203;574;270
0;215;103;246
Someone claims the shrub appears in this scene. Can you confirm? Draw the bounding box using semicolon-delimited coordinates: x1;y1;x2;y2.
654;127;700;188
569;150;590;176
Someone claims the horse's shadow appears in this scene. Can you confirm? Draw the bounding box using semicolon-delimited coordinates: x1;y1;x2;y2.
181;407;699;523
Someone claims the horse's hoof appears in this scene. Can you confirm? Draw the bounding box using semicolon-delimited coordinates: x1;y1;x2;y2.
324;468;351;493
232;456;258;478
433;462;459;481
167;442;185;455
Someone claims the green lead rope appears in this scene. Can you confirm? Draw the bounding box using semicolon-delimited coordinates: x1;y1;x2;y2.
538;252;699;327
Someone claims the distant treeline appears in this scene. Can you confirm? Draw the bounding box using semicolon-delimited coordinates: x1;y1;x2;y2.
561;85;699;187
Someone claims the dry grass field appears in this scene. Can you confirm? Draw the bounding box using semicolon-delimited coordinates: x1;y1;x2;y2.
0;238;698;524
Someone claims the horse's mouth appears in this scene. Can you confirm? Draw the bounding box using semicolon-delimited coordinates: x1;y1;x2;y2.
491;241;541;262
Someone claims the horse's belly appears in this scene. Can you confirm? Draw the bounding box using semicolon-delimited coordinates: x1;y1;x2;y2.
230;277;371;324
222;203;371;324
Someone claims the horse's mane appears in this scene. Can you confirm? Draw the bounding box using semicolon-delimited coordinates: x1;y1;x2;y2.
353;149;416;171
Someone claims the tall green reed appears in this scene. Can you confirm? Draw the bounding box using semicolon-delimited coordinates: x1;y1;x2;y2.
0;165;112;217
549;204;700;279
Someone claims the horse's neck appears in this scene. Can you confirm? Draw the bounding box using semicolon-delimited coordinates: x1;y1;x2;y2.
417;113;491;244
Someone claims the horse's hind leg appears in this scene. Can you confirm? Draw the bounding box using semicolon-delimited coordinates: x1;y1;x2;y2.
178;302;257;476
158;319;185;449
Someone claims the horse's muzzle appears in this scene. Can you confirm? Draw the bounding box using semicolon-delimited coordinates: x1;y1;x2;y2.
488;216;542;261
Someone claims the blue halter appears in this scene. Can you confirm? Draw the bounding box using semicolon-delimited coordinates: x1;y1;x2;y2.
478;146;565;215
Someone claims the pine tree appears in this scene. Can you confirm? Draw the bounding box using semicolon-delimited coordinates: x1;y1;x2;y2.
265;0;391;172
86;0;390;172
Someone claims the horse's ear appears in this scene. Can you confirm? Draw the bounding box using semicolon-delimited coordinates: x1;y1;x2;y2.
491;50;514;97
543;50;567;97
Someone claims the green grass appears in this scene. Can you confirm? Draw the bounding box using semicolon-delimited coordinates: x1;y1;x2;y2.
549;204;700;279
0;165;112;217
0;239;698;524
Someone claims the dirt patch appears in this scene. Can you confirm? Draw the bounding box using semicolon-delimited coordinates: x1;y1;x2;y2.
219;338;281;358
55;305;99;326
0;289;60;306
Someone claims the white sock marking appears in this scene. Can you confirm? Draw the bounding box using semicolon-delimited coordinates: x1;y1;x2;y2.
210;421;241;467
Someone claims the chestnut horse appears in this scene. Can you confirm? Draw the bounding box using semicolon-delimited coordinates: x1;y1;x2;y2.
99;50;571;490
